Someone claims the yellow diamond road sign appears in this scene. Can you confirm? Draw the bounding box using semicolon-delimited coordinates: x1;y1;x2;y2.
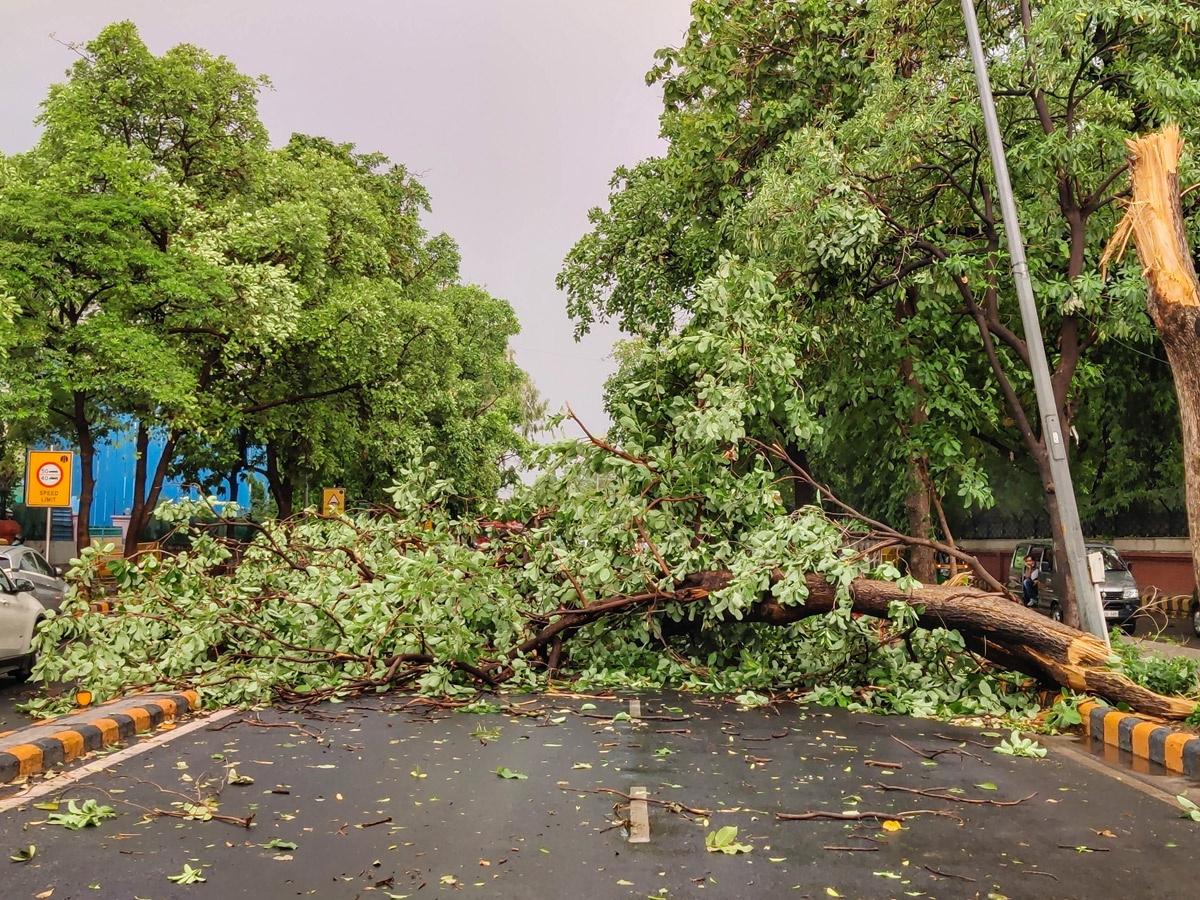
26;450;73;507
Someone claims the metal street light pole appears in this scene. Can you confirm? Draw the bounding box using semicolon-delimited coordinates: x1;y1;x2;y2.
958;0;1109;645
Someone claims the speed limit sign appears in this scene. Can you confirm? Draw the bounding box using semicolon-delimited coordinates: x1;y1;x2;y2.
25;450;73;507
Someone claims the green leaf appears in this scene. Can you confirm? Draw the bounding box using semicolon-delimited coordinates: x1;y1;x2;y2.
46;799;116;830
167;864;207;884
9;845;36;863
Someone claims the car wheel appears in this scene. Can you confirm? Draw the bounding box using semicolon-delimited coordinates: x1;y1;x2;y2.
1050;602;1063;623
18;617;44;681
1192;600;1200;639
1121;620;1137;636
16;649;37;682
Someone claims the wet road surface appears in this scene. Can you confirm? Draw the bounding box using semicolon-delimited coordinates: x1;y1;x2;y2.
0;693;1197;899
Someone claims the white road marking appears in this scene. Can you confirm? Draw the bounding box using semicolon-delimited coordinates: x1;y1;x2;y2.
628;785;650;843
628;698;641;720
0;708;238;814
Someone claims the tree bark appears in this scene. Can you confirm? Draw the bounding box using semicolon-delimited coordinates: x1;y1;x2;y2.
904;457;937;583
897;289;936;583
124;422;150;558
783;441;815;511
265;442;294;519
73;391;94;553
124;423;178;558
1106;126;1200;601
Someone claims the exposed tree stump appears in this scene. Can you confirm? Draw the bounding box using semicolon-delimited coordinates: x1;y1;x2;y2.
1103;125;1200;603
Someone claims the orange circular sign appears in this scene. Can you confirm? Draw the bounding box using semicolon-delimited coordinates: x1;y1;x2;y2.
36;461;63;488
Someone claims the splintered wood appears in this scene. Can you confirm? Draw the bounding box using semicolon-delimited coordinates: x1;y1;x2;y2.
1102;125;1200;307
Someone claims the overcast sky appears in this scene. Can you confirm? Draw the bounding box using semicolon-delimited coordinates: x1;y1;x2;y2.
0;0;693;432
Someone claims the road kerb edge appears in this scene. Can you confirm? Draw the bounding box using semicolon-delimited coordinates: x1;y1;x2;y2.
1078;698;1200;778
0;691;201;786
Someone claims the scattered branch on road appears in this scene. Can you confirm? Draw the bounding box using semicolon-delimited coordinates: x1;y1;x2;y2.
777;809;963;824
563;786;712;821
873;783;1038;807
923;865;976;882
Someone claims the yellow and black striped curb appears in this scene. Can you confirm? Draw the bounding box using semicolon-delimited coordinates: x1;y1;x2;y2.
1079;699;1200;779
1139;591;1193;617
0;690;200;784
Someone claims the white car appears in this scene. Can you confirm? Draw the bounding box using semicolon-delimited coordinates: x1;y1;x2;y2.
0;566;46;679
0;545;66;612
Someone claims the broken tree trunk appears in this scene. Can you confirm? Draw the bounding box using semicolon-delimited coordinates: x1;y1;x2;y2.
520;571;1197;720
1104;125;1200;601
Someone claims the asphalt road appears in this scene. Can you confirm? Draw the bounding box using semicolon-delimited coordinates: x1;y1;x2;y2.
0;670;73;734
0;693;1197;899
1130;612;1200;650
0;671;46;733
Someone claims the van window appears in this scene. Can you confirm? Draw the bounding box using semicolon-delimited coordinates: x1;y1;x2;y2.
1012;544;1029;568
1040;552;1054;574
1097;547;1128;572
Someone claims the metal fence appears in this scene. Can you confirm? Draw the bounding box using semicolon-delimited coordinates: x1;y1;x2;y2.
953;507;1189;541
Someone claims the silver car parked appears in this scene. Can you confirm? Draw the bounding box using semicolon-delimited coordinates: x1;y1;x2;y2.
1008;541;1141;633
0;546;66;613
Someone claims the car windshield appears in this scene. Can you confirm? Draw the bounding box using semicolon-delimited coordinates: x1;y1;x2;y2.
1093;547;1127;572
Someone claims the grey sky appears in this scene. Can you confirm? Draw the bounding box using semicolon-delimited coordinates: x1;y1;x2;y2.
0;0;693;432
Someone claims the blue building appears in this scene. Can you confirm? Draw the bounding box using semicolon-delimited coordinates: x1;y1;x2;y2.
16;425;252;541
87;426;253;528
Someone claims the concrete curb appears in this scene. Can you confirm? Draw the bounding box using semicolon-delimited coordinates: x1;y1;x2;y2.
1079;699;1200;779
0;690;200;784
1140;592;1192;617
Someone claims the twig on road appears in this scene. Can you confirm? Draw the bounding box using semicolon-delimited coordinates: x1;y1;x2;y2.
923;865;976;882
356;816;393;828
823;844;878;852
148;808;256;828
778;808;962;824
1022;870;1061;882
890;734;983;762
563;785;711;819
874;783;1037;806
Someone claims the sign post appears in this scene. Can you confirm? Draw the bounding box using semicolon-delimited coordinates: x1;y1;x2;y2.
321;488;345;517
25;449;74;557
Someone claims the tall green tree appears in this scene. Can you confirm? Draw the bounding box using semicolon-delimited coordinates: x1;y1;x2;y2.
0;22;529;547
179;136;523;517
0;21;272;550
562;0;1199;622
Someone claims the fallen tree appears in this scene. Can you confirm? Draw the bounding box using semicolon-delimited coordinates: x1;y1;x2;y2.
25;259;1200;723
506;567;1196;720
29;491;1198;722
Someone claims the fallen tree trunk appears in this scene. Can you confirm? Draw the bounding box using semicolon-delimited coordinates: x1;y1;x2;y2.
519;571;1197;720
